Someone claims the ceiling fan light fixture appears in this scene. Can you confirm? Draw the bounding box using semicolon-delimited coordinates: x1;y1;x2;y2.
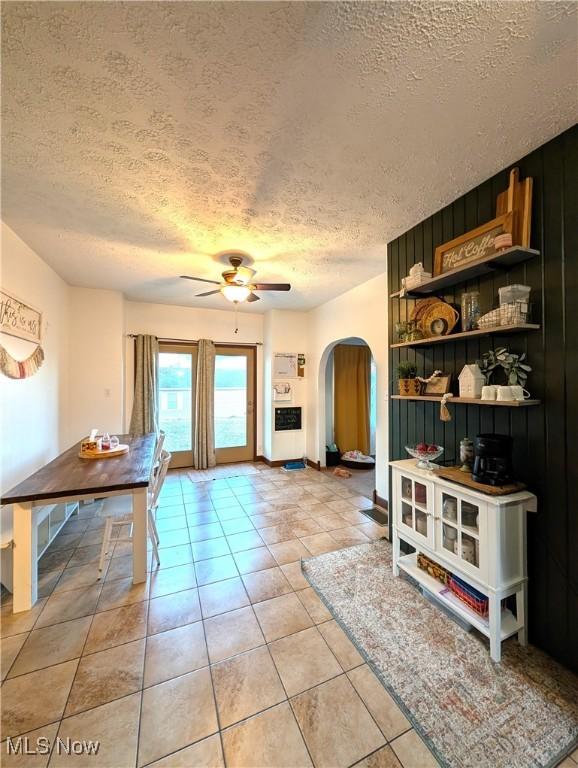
221;284;251;303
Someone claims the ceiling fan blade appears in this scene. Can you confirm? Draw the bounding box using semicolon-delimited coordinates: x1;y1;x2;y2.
180;275;221;285
196;289;221;297
246;292;261;303
253;283;291;291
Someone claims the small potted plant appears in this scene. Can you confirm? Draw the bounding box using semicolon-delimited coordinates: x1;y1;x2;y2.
397;361;421;396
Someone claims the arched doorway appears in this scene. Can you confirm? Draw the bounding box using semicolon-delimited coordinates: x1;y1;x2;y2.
318;337;376;496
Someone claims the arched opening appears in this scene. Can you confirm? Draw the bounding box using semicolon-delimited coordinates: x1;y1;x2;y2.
318;337;376;496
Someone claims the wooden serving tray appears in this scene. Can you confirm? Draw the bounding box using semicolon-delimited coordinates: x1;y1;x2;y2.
79;444;129;460
435;465;525;495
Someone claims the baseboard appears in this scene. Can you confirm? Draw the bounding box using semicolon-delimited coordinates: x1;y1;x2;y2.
307;458;321;471
373;490;389;510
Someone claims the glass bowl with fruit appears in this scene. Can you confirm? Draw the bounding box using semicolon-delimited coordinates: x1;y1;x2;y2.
405;442;444;469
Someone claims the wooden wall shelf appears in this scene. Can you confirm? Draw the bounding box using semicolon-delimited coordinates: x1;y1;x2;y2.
391;395;540;407
390;323;540;349
389;246;539;298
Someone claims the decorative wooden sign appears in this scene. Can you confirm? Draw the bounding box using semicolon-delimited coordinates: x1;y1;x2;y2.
433;211;513;277
496;167;533;248
0;290;42;343
275;406;302;431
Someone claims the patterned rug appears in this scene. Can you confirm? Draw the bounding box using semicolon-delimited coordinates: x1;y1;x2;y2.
302;540;578;768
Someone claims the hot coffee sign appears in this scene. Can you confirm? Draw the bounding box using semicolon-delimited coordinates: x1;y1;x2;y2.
434;212;513;276
0;290;42;343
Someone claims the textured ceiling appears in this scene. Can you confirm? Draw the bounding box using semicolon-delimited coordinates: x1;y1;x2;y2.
2;2;577;312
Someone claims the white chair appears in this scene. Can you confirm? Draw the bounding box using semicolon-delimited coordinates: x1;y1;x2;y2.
151;430;165;477
97;449;171;577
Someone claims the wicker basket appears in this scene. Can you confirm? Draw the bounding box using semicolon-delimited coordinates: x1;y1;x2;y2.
417;553;450;585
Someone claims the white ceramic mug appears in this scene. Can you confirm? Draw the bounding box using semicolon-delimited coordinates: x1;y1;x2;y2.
510;385;530;401
496;385;514;401
481;385;496;400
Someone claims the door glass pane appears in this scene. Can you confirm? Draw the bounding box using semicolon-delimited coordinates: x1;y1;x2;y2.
461;533;479;568
442;523;457;554
401;501;413;528
215;355;247;448
401;477;412;502
415;509;428;537
158;352;193;451
414;482;427;508
442;493;458;523
461;501;479;532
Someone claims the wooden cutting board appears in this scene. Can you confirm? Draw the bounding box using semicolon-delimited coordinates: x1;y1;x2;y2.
79;444;129;459
496;167;533;248
435;465;526;495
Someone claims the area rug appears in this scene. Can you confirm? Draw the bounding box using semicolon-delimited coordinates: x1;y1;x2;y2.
302;540;578;768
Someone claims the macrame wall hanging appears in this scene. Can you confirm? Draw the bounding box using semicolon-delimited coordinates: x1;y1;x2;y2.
0;343;44;379
0;289;44;379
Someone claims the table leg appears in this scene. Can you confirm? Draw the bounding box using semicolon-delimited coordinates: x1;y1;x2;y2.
132;487;148;584
516;585;528;646
12;502;38;613
393;533;400;577
488;593;502;663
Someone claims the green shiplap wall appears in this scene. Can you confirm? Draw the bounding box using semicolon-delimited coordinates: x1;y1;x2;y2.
387;123;578;673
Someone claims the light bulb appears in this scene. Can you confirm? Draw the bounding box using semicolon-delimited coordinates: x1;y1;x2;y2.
221;284;251;303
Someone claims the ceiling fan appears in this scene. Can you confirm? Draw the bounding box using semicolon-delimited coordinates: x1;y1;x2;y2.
180;253;291;304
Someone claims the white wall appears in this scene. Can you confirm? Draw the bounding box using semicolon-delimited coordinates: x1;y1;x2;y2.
125;301;265;455
262;310;309;462
0;223;69;495
306;273;389;500
67;288;125;445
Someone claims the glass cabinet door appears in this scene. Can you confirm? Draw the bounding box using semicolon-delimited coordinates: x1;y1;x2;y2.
437;489;484;577
396;474;433;546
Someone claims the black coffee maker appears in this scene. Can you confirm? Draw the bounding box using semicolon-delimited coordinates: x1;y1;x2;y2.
472;434;514;486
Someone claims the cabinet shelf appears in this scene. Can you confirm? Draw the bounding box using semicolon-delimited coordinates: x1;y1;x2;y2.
390;323;540;349
391;395;541;407
389;246;539;298
398;552;519;640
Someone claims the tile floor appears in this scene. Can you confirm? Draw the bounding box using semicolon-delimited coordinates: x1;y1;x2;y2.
0;463;439;767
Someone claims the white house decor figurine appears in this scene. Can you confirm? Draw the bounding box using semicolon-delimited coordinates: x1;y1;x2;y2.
459;364;485;398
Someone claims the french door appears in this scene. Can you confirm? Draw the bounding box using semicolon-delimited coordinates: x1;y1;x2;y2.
158;343;255;468
158;344;197;468
214;346;255;463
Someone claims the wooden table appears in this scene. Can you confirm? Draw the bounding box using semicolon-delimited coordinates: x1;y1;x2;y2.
1;433;156;613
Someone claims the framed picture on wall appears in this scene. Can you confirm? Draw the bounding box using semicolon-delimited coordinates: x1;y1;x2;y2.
273;353;298;378
273;382;292;402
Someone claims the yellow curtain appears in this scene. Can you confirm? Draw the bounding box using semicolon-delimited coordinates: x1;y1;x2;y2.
333;344;371;454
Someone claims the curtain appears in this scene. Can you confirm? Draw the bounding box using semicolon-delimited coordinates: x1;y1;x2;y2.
193;338;216;469
333;344;371;454
129;335;159;435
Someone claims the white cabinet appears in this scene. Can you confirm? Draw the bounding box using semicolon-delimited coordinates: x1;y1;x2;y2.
391;459;537;662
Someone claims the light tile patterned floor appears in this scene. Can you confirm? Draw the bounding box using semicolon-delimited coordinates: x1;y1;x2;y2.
9;462;569;767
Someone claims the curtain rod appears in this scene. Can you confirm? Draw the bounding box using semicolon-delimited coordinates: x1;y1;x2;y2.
127;334;262;347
